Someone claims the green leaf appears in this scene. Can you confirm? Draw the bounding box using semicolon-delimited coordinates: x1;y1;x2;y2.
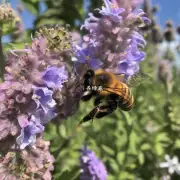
119;171;135;180
54;166;80;180
141;143;151;151
155;142;164;156
35;18;64;28
129;131;138;154
59;125;67;138
138;152;145;165
3;42;25;53
117;152;125;165
101;145;115;156
175;140;180;148
21;0;39;15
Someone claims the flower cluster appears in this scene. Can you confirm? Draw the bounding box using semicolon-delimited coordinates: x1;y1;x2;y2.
80;147;107;180
0;26;73;150
35;25;72;53
0;137;54;179
75;0;150;77
0;3;23;39
0;3;16;22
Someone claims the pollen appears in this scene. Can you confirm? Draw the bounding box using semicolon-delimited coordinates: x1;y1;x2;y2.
32;94;40;100
44;161;51;168
85;56;90;60
20;76;25;81
111;4;117;9
121;52;127;56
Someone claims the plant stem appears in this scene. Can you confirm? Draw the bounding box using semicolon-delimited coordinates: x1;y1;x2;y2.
0;26;4;79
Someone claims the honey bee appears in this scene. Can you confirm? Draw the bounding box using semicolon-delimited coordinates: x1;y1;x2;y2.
77;68;150;127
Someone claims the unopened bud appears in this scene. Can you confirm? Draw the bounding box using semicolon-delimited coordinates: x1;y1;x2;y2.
176;26;180;35
158;60;172;84
166;20;173;28
152;5;159;14
164;28;174;42
152;25;163;43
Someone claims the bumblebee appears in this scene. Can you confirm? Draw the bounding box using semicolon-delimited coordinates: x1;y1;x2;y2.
77;68;150;127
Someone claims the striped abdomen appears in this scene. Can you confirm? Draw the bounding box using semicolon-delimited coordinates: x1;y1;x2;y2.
115;82;134;111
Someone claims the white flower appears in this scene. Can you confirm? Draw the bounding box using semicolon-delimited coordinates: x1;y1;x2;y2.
160;155;180;175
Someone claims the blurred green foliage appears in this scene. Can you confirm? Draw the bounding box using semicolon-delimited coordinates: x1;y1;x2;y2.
3;0;180;179
19;0;103;30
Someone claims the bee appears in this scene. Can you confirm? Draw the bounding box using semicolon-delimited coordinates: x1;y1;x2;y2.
77;68;150;127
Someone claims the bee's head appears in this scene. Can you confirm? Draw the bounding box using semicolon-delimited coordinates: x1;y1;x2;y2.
84;69;95;78
96;74;109;84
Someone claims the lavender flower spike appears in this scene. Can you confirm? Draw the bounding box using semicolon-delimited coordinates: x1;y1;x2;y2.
78;0;150;77
42;66;68;90
80;147;108;180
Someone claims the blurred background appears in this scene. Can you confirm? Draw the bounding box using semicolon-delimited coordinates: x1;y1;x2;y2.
2;0;180;179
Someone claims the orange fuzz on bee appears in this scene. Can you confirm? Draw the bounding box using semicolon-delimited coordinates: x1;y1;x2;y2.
76;68;143;127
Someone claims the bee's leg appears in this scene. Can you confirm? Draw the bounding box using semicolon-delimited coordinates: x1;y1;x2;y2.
94;95;104;106
96;95;118;118
95;104;117;118
92;96;104;124
77;106;100;128
81;91;93;101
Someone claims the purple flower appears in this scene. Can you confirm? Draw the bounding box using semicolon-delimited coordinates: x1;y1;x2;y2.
132;32;147;48
17;114;29;128
16;119;44;149
80;147;107;180
126;9;151;26
31;108;57;125
118;61;139;76
0;119;11;141
124;42;145;62
42;66;68;90
100;0;125;22
76;46;102;69
32;86;56;113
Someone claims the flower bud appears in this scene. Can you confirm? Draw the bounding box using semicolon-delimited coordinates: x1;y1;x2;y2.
158;60;172;84
176;25;180;35
166;20;173;28
152;25;163;43
152;5;159;14
164;28;174;42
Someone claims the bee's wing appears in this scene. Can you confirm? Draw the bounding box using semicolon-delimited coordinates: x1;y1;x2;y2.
115;74;126;83
126;72;151;87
